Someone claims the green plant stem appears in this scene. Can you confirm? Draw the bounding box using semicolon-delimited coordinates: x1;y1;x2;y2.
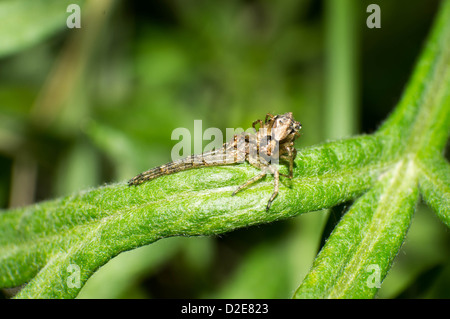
324;0;359;139
294;0;450;299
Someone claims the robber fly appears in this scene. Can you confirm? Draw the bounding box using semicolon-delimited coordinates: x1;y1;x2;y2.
129;112;302;210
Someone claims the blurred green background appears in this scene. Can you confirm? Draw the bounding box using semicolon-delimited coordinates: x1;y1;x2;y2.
0;0;449;298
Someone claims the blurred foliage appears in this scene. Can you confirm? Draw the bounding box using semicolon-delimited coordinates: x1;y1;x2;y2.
0;0;448;298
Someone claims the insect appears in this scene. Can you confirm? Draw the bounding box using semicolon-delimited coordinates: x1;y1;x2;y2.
128;112;302;210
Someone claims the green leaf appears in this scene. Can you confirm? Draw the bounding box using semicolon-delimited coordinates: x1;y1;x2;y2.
77;238;184;298
0;134;384;298
418;156;450;228
294;160;419;298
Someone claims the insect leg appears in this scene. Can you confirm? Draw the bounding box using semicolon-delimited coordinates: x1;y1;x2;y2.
231;169;267;196
280;147;296;179
252;119;264;131
231;151;270;196
266;169;279;211
265;113;275;123
231;162;280;211
253;161;280;210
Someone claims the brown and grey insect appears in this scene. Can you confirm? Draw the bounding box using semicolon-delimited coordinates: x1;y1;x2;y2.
128;112;302;210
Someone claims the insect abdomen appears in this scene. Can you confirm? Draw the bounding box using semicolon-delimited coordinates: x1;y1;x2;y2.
127;152;228;186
